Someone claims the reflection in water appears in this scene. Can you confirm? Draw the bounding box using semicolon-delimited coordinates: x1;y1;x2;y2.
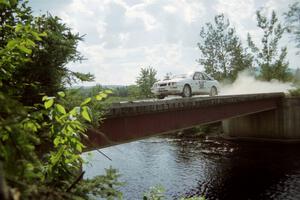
82;136;300;200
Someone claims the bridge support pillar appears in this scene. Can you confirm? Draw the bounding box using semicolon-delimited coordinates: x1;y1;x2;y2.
222;98;300;139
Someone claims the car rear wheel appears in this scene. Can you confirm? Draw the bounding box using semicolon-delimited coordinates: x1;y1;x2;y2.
210;86;218;96
182;85;191;97
157;95;165;99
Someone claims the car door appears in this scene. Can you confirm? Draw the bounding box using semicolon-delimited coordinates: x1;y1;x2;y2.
202;73;213;93
198;73;206;93
190;72;199;93
192;72;206;94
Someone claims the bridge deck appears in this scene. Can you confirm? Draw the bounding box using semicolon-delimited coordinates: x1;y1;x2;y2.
85;93;284;150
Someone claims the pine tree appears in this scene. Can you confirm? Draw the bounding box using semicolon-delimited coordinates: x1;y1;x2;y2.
285;1;300;54
248;10;292;82
136;67;157;98
294;68;300;85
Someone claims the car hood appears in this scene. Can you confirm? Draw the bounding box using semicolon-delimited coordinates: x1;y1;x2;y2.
156;78;186;84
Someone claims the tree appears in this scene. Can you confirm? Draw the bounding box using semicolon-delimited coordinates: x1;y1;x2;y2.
248;10;292;82
197;14;253;81
294;68;300;85
112;86;129;97
127;85;140;98
136;67;157;98
0;1;122;199
285;1;300;54
1;4;94;105
20;14;94;105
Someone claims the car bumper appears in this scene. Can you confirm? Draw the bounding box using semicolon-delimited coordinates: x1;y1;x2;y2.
151;86;182;96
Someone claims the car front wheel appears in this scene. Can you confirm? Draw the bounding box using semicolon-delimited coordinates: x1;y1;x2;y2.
182;85;192;98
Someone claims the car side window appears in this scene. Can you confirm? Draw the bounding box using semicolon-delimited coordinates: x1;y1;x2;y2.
193;72;201;80
202;73;211;80
199;73;205;80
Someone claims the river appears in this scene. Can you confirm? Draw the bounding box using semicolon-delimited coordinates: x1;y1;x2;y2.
82;136;300;200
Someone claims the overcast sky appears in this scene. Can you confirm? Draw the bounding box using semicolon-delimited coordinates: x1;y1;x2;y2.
29;0;300;85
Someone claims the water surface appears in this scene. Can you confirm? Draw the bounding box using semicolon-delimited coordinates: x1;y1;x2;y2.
83;136;300;200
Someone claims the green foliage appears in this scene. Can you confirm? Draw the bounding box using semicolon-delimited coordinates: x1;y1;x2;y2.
143;185;205;200
106;85;141;102
1;3;94;105
197;14;253;81
180;197;205;200
64;85;104;107
20;166;123;200
74;167;123;200
63;83;146;108
248;10;292;82
289;87;300;97
294;68;300;85
0;1;121;199
143;185;165;200
41;94;95;185
111;85;138;98
111;86;127;97
62;85;112;127
1;87;115;199
136;67;158;98
285;2;300;54
0;1;46;187
128;85;141;98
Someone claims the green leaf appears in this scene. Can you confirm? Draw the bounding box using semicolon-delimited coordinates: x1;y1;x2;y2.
15;24;22;32
0;0;10;6
53;137;60;147
95;94;103;101
17;45;32;54
76;143;82;152
42;95;48;101
4;126;11;132
69;109;75;116
10;0;17;7
25;39;36;47
102;93;108;98
25;163;34;172
104;89;113;94
4;24;13;29
81;107;91;122
96;92;107;100
57;91;65;97
32;31;42;41
24;121;38;132
2;134;9;141
56;104;66;114
39;32;47;37
70;106;80;116
6;40;18;49
81;97;91;106
51;146;65;166
44;99;54;109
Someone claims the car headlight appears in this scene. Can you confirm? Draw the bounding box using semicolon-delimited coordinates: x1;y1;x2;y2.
167;82;176;86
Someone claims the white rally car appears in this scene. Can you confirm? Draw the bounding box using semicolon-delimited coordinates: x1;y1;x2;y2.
151;71;220;99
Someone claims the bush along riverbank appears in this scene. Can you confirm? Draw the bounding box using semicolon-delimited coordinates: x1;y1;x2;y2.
171;122;223;139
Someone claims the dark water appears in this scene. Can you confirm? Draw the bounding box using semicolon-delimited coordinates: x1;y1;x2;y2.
82;136;300;200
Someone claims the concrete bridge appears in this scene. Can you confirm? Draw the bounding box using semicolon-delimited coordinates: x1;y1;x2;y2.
84;92;300;150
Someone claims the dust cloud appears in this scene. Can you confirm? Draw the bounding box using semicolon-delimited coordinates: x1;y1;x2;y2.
219;70;294;95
